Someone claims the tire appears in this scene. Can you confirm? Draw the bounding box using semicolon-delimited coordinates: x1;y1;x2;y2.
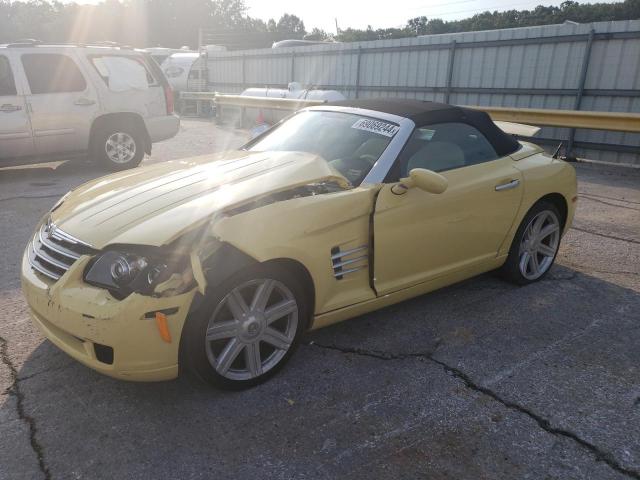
181;263;309;390
500;200;563;285
92;123;145;171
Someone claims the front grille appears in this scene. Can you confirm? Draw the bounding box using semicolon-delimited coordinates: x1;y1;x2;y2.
28;220;95;281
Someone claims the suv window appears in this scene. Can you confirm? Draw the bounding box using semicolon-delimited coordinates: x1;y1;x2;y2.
21;54;86;94
90;55;156;91
0;56;17;96
397;123;499;177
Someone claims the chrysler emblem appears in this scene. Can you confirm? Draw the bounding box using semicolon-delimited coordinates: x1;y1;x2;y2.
44;219;58;240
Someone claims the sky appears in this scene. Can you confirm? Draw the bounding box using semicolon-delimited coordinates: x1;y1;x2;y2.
245;0;622;32
59;0;622;32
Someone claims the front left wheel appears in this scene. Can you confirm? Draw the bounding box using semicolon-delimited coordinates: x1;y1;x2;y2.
181;264;308;390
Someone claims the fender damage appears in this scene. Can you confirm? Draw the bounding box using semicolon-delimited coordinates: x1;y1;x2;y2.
22;151;359;380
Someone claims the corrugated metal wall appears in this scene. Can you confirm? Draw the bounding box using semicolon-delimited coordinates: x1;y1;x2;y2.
206;20;640;166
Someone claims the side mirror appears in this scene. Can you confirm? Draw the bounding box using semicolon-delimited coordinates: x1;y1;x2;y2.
391;168;448;195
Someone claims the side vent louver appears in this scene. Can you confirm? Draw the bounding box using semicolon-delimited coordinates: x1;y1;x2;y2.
331;245;368;280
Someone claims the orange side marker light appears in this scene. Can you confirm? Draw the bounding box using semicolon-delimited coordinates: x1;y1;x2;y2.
155;312;172;343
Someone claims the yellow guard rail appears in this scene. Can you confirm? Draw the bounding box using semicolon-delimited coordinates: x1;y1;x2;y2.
180;92;640;133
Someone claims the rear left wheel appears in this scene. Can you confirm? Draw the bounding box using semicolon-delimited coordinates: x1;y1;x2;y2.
500;201;562;285
181;264;307;390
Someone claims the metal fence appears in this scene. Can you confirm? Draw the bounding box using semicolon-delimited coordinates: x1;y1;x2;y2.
204;20;640;166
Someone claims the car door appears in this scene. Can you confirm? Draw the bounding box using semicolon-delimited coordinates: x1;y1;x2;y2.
0;52;35;160
373;122;523;295
20;52;99;156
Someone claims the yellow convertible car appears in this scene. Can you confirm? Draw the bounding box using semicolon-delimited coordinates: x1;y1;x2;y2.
21;100;577;389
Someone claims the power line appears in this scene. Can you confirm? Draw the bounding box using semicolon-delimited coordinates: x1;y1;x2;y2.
406;0;478;12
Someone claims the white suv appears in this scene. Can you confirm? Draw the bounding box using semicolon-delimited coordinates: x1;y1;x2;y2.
0;41;179;170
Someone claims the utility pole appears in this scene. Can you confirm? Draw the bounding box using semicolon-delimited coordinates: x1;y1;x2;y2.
335;18;339;35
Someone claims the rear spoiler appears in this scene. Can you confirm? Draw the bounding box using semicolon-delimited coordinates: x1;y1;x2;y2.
494;121;541;138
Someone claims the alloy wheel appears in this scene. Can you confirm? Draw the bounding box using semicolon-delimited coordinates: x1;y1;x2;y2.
204;278;299;381
105;132;136;164
518;210;561;280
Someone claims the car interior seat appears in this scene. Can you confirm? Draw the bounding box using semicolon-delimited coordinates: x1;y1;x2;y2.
353;137;389;160
406;141;466;174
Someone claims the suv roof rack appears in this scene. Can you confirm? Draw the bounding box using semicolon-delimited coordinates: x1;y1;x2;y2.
5;39;136;50
91;41;134;49
7;39;42;48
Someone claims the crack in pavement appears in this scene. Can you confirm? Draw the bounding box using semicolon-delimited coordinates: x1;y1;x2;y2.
16;362;76;384
578;192;640;206
307;341;640;480
579;195;640;211
566;266;639;277
571;227;640;246
0;336;51;480
559;260;639;278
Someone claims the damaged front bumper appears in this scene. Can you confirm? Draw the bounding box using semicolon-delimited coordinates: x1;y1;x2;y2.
21;253;197;382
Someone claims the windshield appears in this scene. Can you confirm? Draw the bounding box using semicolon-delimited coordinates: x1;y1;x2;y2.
246;110;399;185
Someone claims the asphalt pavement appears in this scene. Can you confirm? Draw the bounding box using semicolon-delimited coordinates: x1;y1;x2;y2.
1;119;639;480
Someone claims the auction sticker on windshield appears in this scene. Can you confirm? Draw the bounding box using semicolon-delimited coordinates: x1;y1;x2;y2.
351;118;399;137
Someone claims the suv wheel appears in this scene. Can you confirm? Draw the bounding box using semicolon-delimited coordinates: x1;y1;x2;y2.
94;126;144;170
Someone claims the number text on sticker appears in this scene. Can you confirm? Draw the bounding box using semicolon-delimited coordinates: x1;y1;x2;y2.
352;119;399;137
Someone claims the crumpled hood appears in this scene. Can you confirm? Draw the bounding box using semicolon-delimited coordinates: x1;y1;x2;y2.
51;150;350;249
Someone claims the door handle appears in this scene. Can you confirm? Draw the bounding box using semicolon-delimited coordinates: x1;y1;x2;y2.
74;98;96;106
0;104;22;113
495;179;520;191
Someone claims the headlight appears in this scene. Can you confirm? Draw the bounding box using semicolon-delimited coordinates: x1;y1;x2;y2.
84;249;185;298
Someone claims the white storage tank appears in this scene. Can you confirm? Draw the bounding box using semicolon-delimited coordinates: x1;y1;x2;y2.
205;44;227;56
147;46;195;66
186;55;208;92
160;52;201;92
240;83;345;124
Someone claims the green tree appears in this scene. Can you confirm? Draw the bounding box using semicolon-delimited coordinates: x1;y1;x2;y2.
408;16;428;35
337;24;411;42
275;13;306;37
304;27;330;41
1;0;639;48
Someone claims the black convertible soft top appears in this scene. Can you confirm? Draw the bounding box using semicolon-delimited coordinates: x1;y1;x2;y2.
327;99;521;157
